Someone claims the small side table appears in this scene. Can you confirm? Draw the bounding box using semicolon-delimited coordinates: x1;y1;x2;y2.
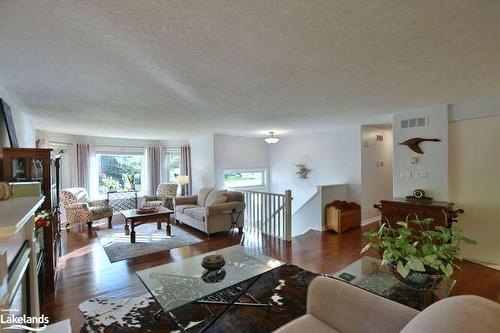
224;209;244;235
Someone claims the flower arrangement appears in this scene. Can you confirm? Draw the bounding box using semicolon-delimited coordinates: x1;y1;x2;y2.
34;210;52;228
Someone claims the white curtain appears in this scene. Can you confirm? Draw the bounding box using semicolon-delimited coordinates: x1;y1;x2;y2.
145;146;162;195
180;145;192;195
76;143;91;194
88;147;98;199
66;144;78;188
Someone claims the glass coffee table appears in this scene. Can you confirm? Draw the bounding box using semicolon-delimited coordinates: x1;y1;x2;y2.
331;256;456;310
137;245;283;331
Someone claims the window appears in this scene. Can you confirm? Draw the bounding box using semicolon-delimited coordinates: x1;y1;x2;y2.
223;169;266;188
163;149;181;183
97;153;143;195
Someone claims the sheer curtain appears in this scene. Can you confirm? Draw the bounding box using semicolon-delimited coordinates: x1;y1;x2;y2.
145;146;162;195
76;143;91;194
180;145;192;195
88;147;98;199
75;143;99;198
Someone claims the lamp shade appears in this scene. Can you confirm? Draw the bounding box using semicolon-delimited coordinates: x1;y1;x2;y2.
176;175;190;185
264;132;280;144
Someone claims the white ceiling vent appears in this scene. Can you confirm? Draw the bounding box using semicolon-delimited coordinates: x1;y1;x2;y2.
400;117;428;129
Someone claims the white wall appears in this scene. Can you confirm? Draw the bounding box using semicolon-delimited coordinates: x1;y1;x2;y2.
449;95;500;121
284;184;350;236
361;125;393;221
269;126;362;214
393;105;448;200
213;134;269;190
189;134;215;194
0;93;34;149
449;116;500;266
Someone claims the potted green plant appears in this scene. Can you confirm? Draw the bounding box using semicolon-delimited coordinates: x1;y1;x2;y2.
361;217;476;290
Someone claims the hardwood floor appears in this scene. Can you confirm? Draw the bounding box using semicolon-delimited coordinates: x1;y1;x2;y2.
45;217;500;332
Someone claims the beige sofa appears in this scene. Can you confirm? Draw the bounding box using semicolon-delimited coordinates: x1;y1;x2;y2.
173;187;245;236
275;276;500;333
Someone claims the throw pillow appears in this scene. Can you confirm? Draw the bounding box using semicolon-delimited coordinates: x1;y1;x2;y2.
205;190;228;206
211;193;228;205
197;187;213;206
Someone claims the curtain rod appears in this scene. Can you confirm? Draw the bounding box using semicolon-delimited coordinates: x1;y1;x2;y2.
47;141;186;149
48;140;74;146
94;144;183;149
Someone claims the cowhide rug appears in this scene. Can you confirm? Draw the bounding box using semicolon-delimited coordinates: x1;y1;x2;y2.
79;264;319;333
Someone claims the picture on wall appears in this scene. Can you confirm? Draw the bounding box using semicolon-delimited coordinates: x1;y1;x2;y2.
0;98;19;148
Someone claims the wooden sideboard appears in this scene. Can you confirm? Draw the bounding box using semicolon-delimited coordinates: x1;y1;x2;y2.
374;198;463;228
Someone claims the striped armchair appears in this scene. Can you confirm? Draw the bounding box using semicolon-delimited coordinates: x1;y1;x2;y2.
143;183;178;209
61;188;113;229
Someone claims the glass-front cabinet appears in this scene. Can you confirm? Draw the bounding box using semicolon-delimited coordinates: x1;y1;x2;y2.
2;148;61;311
10;156;45;182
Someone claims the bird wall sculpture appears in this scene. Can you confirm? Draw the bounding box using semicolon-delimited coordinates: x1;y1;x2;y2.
399;137;441;154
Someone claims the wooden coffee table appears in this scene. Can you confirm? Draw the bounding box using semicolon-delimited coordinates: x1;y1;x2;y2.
121;206;174;243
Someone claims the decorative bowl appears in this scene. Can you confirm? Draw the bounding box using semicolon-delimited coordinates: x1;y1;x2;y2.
201;255;226;271
386;263;443;290
202;269;226;283
136;207;158;214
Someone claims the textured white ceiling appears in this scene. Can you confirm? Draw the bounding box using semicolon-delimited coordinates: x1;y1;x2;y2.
0;0;499;139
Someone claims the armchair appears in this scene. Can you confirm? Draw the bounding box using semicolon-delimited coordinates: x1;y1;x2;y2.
143;183;178;209
61;188;113;229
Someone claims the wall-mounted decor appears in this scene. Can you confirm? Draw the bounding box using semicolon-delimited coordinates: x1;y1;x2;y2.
296;164;311;179
0;98;19;148
399;137;441;154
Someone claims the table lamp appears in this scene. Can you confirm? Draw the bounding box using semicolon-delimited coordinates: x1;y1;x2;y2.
176;175;190;195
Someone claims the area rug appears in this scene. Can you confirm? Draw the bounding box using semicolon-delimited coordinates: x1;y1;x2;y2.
96;224;203;262
79;264;319;332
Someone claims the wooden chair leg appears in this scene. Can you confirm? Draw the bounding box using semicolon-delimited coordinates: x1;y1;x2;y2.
87;222;93;229
107;216;113;229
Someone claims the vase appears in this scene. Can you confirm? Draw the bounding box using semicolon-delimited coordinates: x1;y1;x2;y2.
386;263;443;290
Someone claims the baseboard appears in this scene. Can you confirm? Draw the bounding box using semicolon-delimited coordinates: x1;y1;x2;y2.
464;258;500;271
361;215;380;226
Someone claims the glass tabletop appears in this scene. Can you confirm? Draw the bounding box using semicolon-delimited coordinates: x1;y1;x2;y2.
331;256;456;310
137;245;284;313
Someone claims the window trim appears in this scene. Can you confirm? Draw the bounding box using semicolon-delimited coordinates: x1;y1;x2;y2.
222;168;268;190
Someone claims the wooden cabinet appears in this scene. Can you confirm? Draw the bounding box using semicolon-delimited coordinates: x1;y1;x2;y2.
374;198;462;228
2;148;61;300
325;201;361;234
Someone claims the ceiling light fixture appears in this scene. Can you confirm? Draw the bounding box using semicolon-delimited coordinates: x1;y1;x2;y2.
264;131;280;144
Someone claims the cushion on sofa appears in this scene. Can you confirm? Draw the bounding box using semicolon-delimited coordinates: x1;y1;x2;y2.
175;204;199;214
89;206;113;220
184;207;206;221
226;191;244;202
205;189;228;206
274;314;338;333
401;295;500;333
197;187;213;206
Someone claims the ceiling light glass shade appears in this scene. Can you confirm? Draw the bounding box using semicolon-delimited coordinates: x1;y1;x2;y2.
176;175;190;185
264;132;280;144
